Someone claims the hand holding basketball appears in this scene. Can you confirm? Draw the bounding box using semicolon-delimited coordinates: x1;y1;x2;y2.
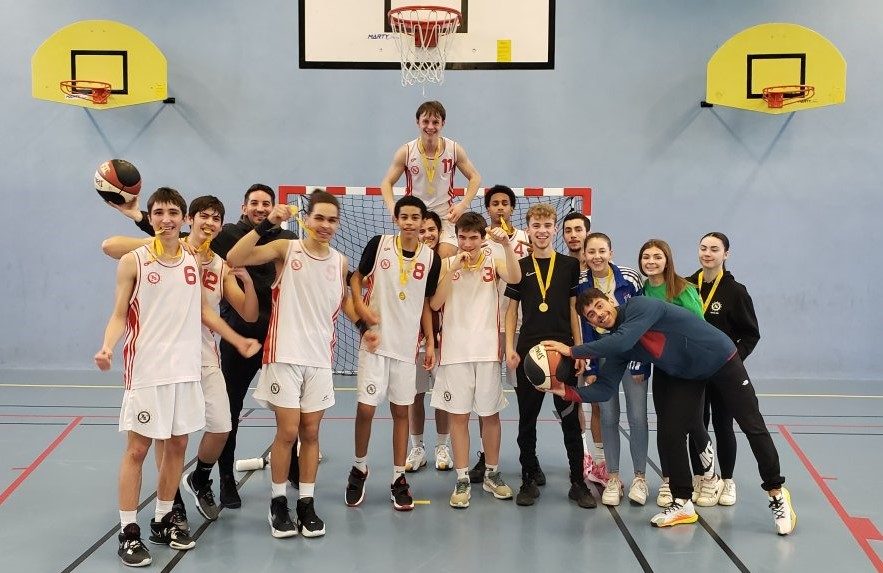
542;340;572;357
94;347;113;371
104;195;143;222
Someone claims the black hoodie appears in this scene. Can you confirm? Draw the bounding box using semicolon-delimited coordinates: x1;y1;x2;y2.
686;269;760;360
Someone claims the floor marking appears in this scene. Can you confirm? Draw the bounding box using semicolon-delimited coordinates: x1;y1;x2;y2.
778;424;883;571
0;416;83;506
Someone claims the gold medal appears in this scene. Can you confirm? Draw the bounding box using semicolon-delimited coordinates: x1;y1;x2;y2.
697;270;724;314
531;252;556;317
399;291;406;301
539;302;549;312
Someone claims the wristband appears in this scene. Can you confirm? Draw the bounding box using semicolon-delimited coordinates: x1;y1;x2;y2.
255;219;275;237
355;320;368;335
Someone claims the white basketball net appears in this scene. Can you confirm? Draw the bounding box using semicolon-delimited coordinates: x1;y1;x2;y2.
389;8;461;87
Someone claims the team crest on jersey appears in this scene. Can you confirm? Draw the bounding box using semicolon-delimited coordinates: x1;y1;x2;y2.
137;411;151;424
409;165;419;175
147;272;161;284
380;258;391;270
710;301;722;313
366;384;377;395
443;391;452;402
451;271;461;281
270;382;280;394
483;247;492;256
324;265;338;281
291;259;303;271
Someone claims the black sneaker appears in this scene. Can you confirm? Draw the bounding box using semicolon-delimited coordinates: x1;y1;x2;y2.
345;466;369;507
169;503;189;533
149;512;196;550
118;523;151;567
182;472;220;521
535;465;547;487
390;475;414;511
568;480;597;509
468;451;486;484
516;475;540;506
296;497;326;538
219;474;241;509
268;495;298;538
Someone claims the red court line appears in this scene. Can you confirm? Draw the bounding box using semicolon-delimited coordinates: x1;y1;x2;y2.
0;416;83;507
778;424;883;572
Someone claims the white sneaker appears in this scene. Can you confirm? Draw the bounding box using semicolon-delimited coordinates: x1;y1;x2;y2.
695;475;724;507
405;445;426;472
628;476;648;506
601;475;623;506
450;479;471;508
656;481;672;507
691;475;702;503
650;499;698;528
769;487;797;535
719;479;736;506
482;470;513;500
435;444;453;471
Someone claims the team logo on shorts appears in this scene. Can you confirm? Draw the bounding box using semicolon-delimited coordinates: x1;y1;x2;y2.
710;301;722;313
291;259;303;271
443;391;452;402
380;259;391;270
147;272;161;284
366;384;377;395
137;411;151;424
270;382;281;394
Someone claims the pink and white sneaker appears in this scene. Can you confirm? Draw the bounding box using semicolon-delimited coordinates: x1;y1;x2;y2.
582;453;594;482
587;459;609;487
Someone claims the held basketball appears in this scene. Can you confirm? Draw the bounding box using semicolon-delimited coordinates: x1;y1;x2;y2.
94;159;142;204
523;343;577;390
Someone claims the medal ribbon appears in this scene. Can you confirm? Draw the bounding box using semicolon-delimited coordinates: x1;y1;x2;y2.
530;252;556;307
396;235;421;286
697;270;724;314
417;139;443;188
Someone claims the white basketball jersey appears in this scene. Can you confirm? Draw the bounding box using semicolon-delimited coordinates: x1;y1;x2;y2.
200;253;226;367
264;240;345;369
439;252;501;365
123;247;202;389
362;235;435;362
404;137;457;215
489;228;529;332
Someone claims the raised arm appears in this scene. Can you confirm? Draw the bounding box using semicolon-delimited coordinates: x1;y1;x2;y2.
225;204;291;268
449;143;481;222
569;299;665;360
94;253;137;370
221;265;259;322
380;145;408;216
101;236;152;260
487;226;521;284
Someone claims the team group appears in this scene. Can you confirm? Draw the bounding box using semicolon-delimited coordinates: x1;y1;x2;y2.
94;101;796;568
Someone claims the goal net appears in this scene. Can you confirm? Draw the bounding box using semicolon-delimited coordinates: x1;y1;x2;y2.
278;186;592;375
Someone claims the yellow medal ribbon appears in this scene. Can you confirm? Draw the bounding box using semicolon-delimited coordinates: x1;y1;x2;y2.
288;205;320;242
531;252;556;312
395;234;421;288
500;217;513;235
196;225;214;257
697;270;724;314
593;265;614;297
417;139;443;195
463;250;486;271
150;228;182;261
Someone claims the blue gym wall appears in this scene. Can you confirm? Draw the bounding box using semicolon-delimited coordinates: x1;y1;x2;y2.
0;1;879;381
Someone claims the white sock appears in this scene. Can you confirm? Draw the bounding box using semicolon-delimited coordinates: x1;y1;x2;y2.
594;442;605;462
456;468;469;481
485;464;499;475
436;433;450;447
354;456;368;473
411;434;424;448
120;510;137;530
581;431;590;454
271;481;287;499
154;499;173;522
299;483;315;498
392;466;406;484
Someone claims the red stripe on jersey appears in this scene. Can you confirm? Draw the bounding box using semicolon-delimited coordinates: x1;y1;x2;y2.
123;299;141;389
404;169;413;195
263;286;281;364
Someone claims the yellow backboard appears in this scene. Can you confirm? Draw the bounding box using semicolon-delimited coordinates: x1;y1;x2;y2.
706;23;846;115
32;20;167;110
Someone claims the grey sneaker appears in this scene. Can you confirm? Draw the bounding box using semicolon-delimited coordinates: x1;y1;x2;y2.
482;470;513;500
450;478;471;508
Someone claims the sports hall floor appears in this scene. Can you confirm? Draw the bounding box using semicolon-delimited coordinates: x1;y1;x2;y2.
1;370;881;572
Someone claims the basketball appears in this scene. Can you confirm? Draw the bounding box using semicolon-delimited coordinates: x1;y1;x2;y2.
523;343;577;390
94;159;142;204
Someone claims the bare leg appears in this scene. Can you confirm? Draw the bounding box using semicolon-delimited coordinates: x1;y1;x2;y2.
119;432;152;511
354;402;376;458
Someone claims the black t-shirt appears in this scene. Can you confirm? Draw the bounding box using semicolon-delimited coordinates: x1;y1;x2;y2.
357;235;441;298
505;252;580;354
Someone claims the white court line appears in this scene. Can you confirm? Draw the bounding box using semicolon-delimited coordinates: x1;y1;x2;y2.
0;383;882;399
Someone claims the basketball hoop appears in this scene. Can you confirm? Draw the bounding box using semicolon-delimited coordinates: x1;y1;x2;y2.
60;80;112;104
388;6;461;88
761;85;815;109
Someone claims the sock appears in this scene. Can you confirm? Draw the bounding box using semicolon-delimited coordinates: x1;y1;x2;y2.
271;481;287;499
485;464;499;475
594;442;605;462
411;434;424;448
192;458;214;489
299;483;315;498
581;431;590;454
392;466;406;484
456;468;469;481
155;499;173;522
354;456;368;473
120;510;137;530
436;433;450;447
173;488;184;507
